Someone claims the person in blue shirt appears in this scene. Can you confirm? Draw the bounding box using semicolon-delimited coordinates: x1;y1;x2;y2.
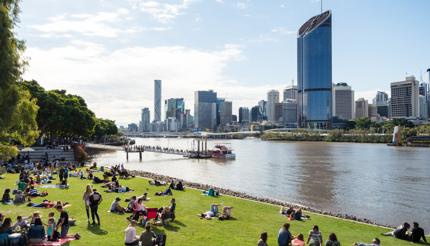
28;218;45;243
278;223;292;246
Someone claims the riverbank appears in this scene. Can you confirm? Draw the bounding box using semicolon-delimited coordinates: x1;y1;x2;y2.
1;171;426;245
261;131;392;143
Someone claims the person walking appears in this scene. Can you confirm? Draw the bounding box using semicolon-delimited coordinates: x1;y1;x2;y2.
82;185;92;223
89;188;102;225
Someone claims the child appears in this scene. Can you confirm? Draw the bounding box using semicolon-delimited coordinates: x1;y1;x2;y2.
47;218;55;241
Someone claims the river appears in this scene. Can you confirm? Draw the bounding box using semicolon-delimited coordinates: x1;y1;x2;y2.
92;137;430;231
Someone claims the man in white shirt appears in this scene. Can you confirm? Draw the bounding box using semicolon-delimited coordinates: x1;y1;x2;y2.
124;220;139;246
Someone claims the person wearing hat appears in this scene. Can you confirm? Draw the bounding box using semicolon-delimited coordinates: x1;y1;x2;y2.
110;197;125;214
124;220;139;246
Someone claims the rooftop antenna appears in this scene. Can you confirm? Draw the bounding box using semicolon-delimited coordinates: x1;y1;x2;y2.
291;79;295;87
320;0;323;13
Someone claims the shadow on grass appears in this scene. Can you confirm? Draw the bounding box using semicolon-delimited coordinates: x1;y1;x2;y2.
86;224;108;235
163;223;180;232
172;220;186;227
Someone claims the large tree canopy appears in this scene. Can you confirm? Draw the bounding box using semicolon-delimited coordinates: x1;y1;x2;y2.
21;80;118;140
0;0;39;160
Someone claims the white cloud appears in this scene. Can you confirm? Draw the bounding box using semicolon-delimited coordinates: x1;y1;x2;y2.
129;0;195;23
23;41;278;125
31;9;137;38
271;27;295;35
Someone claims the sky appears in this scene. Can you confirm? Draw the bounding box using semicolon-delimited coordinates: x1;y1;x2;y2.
17;0;430;126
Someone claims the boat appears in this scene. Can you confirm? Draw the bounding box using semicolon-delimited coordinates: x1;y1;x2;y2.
211;144;236;159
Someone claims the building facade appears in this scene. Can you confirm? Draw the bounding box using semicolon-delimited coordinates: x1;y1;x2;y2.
332;82;354;120
267;90;280;122
390;76;420;118
419;95;428;120
154;80;162;122
194;90;217;130
283;85;298;101
238;107;250;124
355;98;369;118
258;100;267;120
297;10;332;129
139;108;150;132
283;99;297;128
219;101;233;126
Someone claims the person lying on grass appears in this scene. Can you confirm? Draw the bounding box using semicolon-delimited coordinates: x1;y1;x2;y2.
200;204;219;219
155;187;172;196
27;200;70;209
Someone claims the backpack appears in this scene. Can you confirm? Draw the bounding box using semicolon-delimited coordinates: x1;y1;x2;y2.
90;192;101;205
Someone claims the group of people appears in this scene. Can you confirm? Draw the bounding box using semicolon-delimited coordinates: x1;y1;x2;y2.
199;204;233;221
0;205;71;244
256;223;382;246
382;222;427;244
124;220;165;246
280;207;309;221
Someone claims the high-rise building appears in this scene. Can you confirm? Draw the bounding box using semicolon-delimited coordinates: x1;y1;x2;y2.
183;109;193;129
373;91;389;118
194;90;217;130
283;99;297;128
390;76;420;118
267;90;280;122
283;85;298;101
165;98;185;124
419;95;428;120
368;104;378;120
238;107;250;124
154;80;162;122
297;11;332;129
258;100;267;120
275;102;283;122
332;82;354;120
128;123;138;132
355;98;369;118
219;101;232;126
139;108;150;132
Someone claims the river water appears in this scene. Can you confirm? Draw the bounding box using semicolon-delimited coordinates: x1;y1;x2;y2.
92;137;430;231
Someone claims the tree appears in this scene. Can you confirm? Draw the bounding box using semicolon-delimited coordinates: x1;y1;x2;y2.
355;117;371;130
0;0;39;160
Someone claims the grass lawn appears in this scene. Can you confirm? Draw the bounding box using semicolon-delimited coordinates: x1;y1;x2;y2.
0;172;426;246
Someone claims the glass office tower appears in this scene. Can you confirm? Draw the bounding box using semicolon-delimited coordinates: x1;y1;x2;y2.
297;10;332;129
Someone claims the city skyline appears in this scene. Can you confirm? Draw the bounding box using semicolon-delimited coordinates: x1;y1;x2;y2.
17;0;430;125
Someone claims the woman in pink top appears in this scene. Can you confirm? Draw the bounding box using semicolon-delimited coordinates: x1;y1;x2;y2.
291;233;305;246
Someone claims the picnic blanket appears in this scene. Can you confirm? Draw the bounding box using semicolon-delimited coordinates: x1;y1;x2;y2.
28;236;76;246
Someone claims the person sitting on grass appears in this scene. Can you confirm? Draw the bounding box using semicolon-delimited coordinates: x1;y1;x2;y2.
200;204;219;219
382;222;410;240
175;181;184;191
1;188;12;204
325;233;340;246
411;222;427;244
280;206;295;217
149;179;165;186
202;187;218;197
155;187;172;196
353;238;381;246
124;220;140;246
0;218;13;234
12;216;29;230
291;233;305;246
125;196;137;213
140;223;157;246
257;232;268;246
110;197;125;214
17;179;27;192
28;218;45;243
307;225;323;246
132;198;146;221
278;223;292;246
13;190;26;204
218;206;233;220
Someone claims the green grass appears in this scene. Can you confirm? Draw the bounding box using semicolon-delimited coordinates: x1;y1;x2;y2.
0;173;426;246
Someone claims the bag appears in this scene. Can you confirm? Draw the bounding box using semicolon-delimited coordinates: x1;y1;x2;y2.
52;231;60;241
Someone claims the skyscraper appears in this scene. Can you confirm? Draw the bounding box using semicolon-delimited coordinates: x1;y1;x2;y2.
154;80;162;122
333;82;354;120
355;98;369;118
267;90;280;122
419;95;428;120
139;108;150;132
194;90;217;130
219;101;232;126
373;91;389;118
258;100;267;120
297;10;332;129
283;85;298;101
238;107;250;124
390;76;420;118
